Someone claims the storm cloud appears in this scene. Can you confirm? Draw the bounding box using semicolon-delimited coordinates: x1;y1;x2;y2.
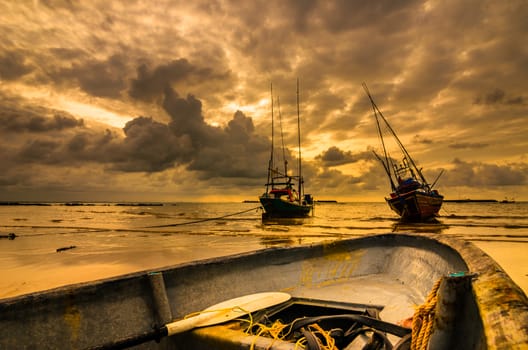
316;146;372;166
0;0;527;201
0;85;269;183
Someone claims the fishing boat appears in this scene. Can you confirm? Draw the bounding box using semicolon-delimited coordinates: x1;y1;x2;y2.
364;83;444;221
1;233;526;349
259;81;313;219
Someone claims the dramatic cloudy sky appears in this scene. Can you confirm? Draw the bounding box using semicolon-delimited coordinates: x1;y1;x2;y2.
0;0;526;202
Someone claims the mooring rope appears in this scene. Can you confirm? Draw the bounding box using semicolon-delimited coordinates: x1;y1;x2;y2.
411;277;442;350
144;206;263;228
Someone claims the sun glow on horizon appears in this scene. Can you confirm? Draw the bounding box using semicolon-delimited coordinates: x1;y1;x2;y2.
58;98;133;129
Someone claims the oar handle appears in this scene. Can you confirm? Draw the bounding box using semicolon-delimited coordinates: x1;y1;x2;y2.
87;292;290;349
166;314;209;335
88;313;227;349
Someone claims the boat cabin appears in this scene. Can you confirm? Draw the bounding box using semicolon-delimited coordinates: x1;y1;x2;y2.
270;187;298;202
396;177;421;192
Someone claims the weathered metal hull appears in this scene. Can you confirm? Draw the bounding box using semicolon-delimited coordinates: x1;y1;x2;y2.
259;196;312;218
0;233;526;349
387;190;444;220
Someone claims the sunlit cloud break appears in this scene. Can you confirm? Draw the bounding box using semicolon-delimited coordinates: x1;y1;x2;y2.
0;0;526;202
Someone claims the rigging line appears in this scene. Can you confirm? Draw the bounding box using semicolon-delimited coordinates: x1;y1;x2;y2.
144;206;263;228
363;83;428;185
377;101;427;185
372;150;392;183
430;169;445;190
363;83;396;191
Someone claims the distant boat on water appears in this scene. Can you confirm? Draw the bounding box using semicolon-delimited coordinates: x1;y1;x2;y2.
500;197;516;203
259;81;314;219
445;199;498;203
363;83;444;221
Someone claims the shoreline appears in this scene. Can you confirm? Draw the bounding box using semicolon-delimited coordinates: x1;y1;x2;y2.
1;235;526;300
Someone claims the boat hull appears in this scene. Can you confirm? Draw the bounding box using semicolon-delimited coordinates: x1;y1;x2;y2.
0;234;526;349
387;190;444;220
259;196;312;218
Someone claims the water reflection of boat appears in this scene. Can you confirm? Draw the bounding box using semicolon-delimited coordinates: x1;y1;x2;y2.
259;81;314;219
260;216;309;226
259;236;297;246
392;220;447;235
364;83;444;221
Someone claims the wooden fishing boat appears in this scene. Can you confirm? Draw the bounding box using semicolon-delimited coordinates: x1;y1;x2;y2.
387;187;443;221
259;81;314;219
364;84;444;221
1;233;526;349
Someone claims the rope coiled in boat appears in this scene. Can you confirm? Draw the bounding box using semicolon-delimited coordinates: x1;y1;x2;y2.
411;277;442;350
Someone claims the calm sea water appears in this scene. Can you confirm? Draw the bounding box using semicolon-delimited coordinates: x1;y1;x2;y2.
1;201;527;299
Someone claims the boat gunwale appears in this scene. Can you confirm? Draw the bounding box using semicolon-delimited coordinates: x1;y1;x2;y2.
0;233;525;304
0;233;527;349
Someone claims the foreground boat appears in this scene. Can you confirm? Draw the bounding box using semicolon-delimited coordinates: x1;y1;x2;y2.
1;233;526;349
364;84;444;221
259;81;314;219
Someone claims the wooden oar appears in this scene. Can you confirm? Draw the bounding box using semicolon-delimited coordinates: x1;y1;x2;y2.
89;292;291;350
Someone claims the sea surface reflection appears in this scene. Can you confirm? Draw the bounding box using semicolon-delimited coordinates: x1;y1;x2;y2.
1;201;526;298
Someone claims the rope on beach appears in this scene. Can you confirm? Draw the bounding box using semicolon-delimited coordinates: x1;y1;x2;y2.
411;277;442;350
144;206;263;228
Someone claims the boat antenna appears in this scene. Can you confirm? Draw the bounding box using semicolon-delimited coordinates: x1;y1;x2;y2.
277;96;288;176
363;83;396;191
297;78;303;199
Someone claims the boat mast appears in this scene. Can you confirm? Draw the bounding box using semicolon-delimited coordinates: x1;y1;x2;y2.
266;83;274;192
377;102;428;186
277;97;288;177
296;78;303;199
372;150;396;191
363;83;429;186
363;83;396;191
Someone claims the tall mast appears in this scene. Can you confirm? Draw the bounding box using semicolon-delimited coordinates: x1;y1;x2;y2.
271;83;274;171
375;100;428;185
363;83;396;191
296;78;302;199
266;83;274;191
277;97;288;176
363;83;428;186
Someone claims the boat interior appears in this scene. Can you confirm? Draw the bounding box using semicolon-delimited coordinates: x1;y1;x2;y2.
2;234;526;349
171;267;481;349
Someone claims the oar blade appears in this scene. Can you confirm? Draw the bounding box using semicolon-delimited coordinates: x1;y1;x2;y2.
167;292;290;335
198;291;291;326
